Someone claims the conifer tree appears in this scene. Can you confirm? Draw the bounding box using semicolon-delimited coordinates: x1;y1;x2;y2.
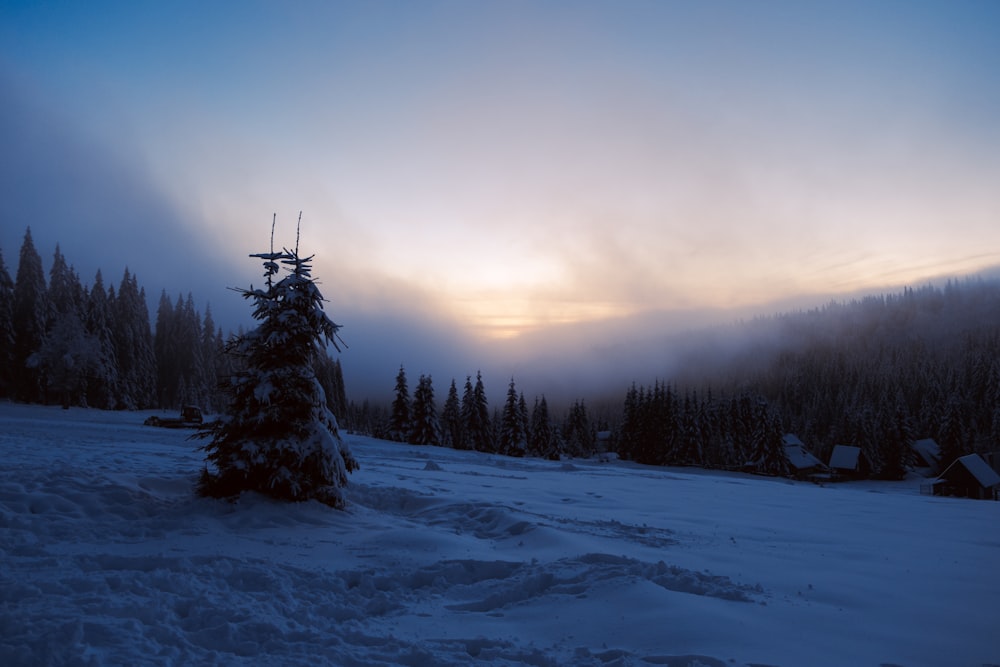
200;305;222;412
389;364;412;442
518;391;531;447
458;376;475;450
937;395;967;471
876;397;914;480
154;290;177;407
315;353;347;421
0;247;16;397
499;377;527;456
112;269;156;409
750;405;790;476
464;370;493;451
408;374;442;446
562;400;594;458
528;395;559;460
441;379;462;449
33;246;101;407
198;219;358;507
178;293;207;407
12;228;48;402
84;270;118;409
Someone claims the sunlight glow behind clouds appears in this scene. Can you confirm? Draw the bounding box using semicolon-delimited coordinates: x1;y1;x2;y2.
3;0;1000;372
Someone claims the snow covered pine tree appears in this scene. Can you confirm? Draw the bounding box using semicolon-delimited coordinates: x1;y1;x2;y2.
197;217;358;508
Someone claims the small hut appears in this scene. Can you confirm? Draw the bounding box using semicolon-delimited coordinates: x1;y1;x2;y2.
910;438;941;475
782;434;828;479
930;454;1000;500
829;445;870;479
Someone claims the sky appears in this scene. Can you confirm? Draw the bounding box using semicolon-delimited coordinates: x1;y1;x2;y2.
2;1;1000;405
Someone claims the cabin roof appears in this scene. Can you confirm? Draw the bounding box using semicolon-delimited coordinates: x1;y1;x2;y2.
829;445;862;470
912;438;941;467
939;453;1000;489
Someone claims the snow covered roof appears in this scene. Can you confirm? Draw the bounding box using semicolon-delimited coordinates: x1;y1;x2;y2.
784;444;826;471
829;445;862;470
911;439;941;468
779;434;825;471
940;454;1000;489
782;433;805;447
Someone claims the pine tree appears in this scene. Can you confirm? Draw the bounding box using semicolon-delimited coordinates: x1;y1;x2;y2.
528;395;559;460
315;354;347;422
154;290;178;407
198;220;358;508
441;379;462;449
562;400;594;458
0;247;16;397
112;269;156;409
12;228;48;402
408;374;442;446
458;375;475;450
518;392;531;448
464;370;493;451
389;364;412;442
177;293;207;407
937;395;967;471
84;270;119;409
499;377;527;456
750;405;791;476
876;397;914;480
200;305;222;412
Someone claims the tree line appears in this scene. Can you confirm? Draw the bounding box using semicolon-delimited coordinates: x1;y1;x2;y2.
5;226;998;481
0;228;346;414
616;280;1000;478
357;278;1000;482
346;366;600;461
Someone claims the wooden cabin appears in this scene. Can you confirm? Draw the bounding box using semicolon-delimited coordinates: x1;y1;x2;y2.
930;454;1000;500
829;445;870;479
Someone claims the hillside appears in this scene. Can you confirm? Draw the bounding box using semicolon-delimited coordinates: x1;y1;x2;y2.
1;403;998;666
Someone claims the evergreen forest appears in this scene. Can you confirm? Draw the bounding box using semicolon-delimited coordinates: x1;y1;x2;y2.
0;228;346;416
3;227;998;481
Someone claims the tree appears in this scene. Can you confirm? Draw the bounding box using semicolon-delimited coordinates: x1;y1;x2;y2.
937;395;967;471
499;377;527;456
562;400;594;458
198;219;358;508
0;247;16;397
154;291;178;407
315;353;347;422
463;370;493;451
389;364;412;442
408;374;442;446
32;246;98;407
112;269;156;409
12;228;47;402
528;395;559;460
441;379;462;449
84;270;118;409
749;404;790;476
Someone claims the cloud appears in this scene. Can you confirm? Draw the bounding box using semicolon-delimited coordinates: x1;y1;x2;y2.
0;67;250;325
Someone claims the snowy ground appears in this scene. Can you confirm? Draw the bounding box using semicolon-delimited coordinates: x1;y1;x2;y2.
1;403;998;667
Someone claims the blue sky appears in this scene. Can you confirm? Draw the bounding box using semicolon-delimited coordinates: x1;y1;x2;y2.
2;1;1000;402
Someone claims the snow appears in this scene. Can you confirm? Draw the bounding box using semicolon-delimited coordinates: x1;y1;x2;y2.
2;403;999;667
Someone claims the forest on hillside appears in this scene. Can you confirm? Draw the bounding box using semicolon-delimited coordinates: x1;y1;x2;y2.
3;227;999;481
0;228;347;416
368;280;1000;481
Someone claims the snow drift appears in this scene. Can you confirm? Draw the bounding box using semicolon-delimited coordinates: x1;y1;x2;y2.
1;403;998;666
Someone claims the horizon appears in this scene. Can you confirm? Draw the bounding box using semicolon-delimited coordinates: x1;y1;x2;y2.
3;222;997;410
3;1;1000;405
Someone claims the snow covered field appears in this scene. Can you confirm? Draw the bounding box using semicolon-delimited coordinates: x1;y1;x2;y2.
1;403;998;667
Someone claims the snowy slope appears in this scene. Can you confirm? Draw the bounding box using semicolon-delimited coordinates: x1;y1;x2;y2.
1;403;998;667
